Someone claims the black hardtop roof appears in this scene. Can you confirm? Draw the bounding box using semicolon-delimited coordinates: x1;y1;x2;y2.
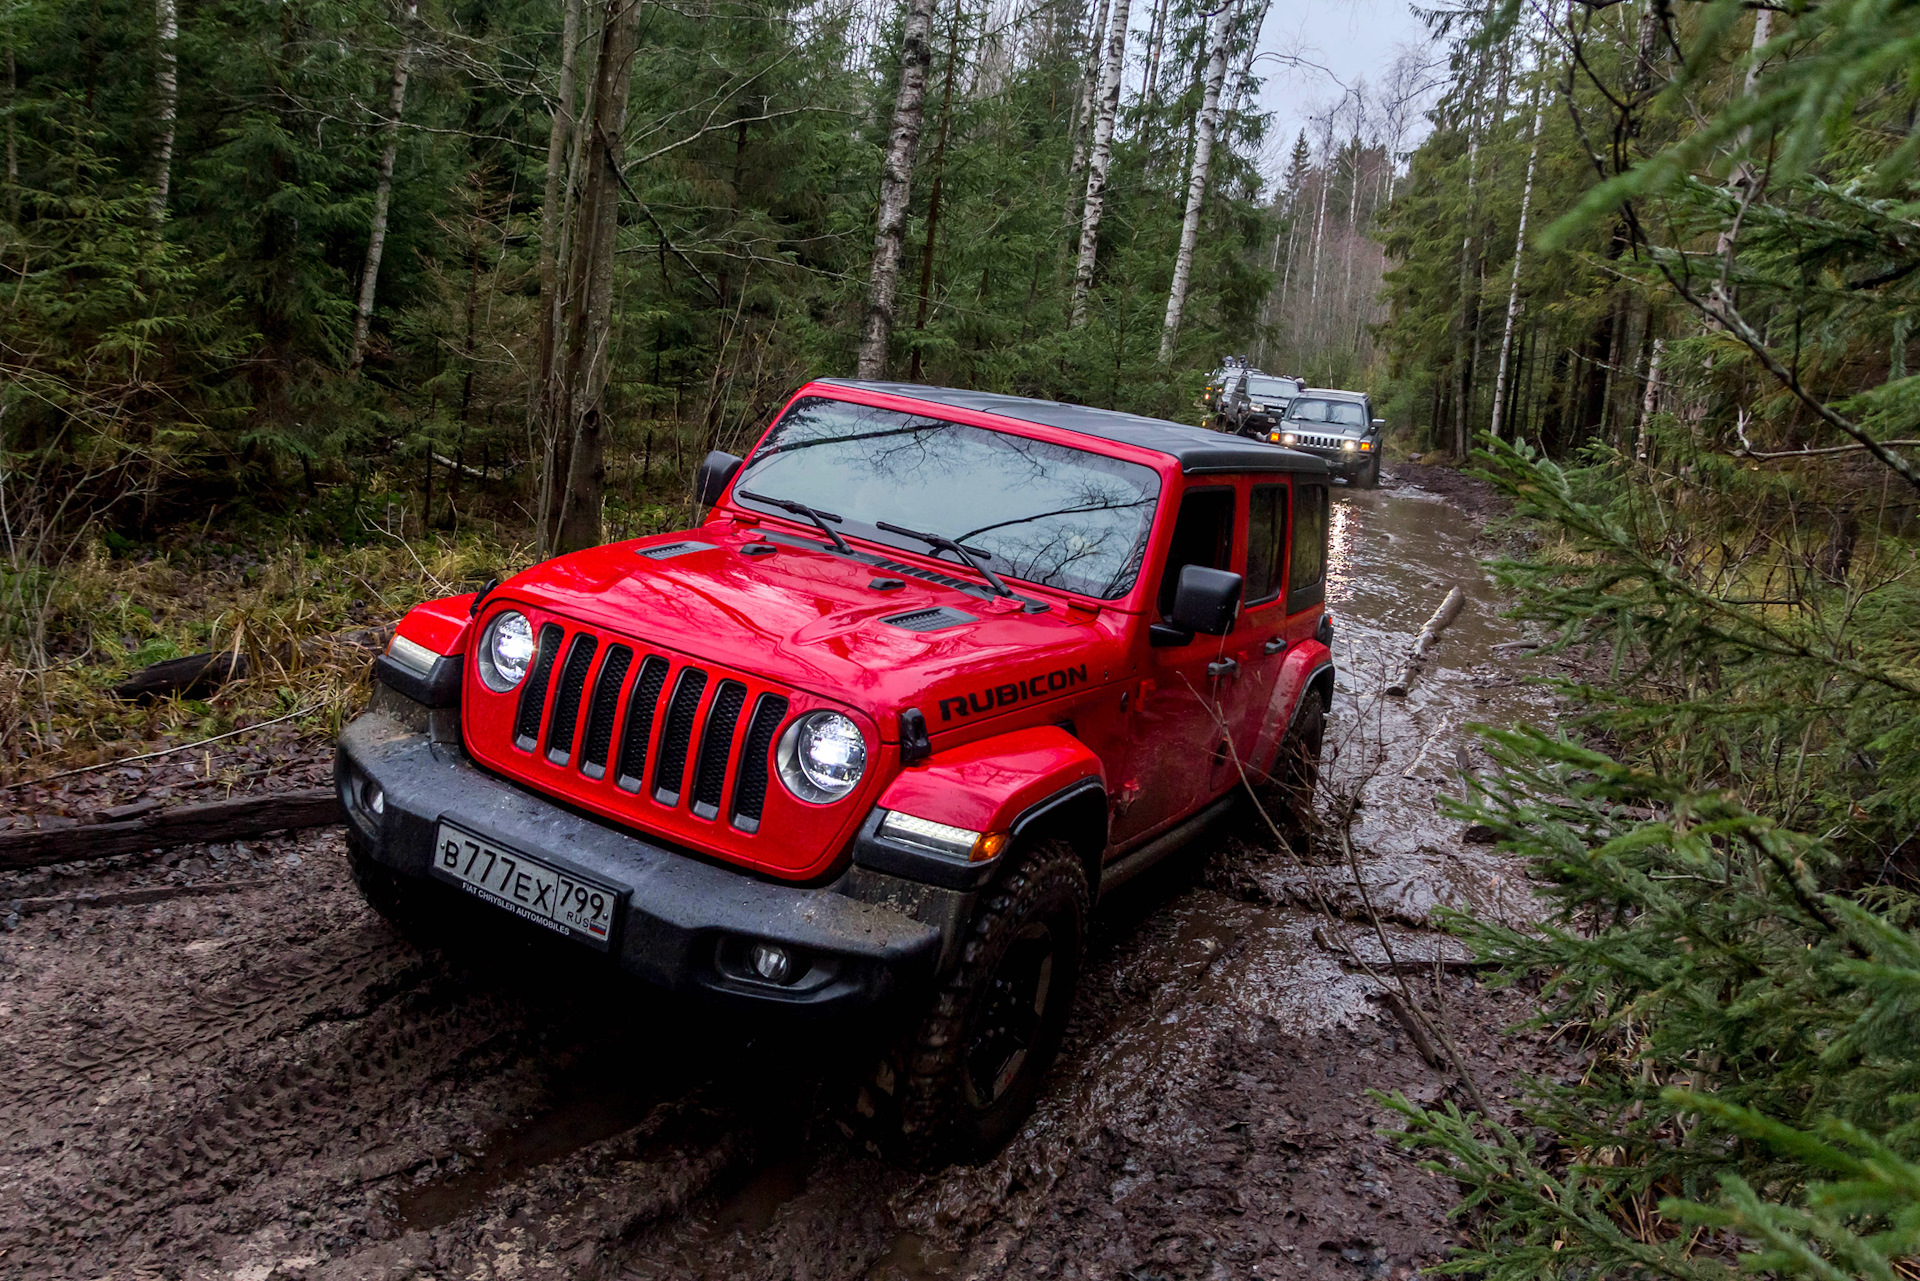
814;379;1329;476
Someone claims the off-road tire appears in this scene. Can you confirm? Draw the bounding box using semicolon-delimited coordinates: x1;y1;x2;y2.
1357;452;1381;488
1274;695;1320;825
1254;693;1325;843
346;834;440;945
873;840;1088;1166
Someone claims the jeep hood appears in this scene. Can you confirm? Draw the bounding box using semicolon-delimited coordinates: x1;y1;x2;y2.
488;528;1127;738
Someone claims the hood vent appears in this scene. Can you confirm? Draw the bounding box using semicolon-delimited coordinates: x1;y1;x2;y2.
881;606;978;633
637;540;717;560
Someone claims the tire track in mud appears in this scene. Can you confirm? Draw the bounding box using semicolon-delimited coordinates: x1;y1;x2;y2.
0;471;1565;1281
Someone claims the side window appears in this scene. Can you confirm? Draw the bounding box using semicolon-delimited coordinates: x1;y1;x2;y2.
1245;484;1288;605
1287;482;1328;613
1157;487;1235;618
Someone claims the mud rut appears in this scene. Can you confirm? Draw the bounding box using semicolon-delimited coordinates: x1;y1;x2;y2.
0;472;1579;1281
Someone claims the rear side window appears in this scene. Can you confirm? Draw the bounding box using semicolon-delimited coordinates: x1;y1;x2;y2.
1157;487;1235;618
1245;484;1288;605
1287;483;1328;613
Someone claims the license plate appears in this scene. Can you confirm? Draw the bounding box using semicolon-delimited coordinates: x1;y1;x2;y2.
429;822;621;950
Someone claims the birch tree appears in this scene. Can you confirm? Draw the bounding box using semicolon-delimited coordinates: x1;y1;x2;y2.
149;0;178;221
1488;76;1543;441
1068;0;1130;326
1060;0;1110;255
855;0;939;379
545;0;645;553
1447;68;1485;458
1159;4;1231;361
349;1;419;370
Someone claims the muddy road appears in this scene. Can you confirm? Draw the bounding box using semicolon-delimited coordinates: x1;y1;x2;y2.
0;470;1573;1281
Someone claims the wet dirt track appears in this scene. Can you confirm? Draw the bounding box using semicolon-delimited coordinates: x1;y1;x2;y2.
0;470;1579;1281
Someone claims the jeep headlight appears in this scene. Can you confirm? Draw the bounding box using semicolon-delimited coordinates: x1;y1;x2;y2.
1280;432;1297;446
777;711;867;803
1342;438;1359;451
477;610;536;692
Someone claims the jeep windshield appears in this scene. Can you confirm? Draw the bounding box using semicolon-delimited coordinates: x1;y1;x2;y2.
1285;398;1367;428
733;396;1161;600
1244;377;1298;402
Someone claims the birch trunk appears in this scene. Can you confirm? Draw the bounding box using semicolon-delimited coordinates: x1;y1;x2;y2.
548;0;645;553
531;0;585;544
149;0;178;221
1158;6;1229;362
1138;0;1169;141
1068;0;1131;327
1224;0;1270;117
1306;112;1333;317
855;0;939;379
1488;83;1544;441
349;1;418;370
1061;0;1110;253
1448;79;1484;459
908;0;965;381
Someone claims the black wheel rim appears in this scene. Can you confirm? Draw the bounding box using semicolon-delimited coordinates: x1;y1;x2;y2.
962;922;1056;1110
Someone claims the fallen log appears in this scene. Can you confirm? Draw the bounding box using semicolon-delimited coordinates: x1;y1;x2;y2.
1385;586;1466;697
111;652;249;702
0;789;342;870
110;627;393;702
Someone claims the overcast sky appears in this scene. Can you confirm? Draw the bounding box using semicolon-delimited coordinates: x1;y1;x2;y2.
1239;0;1439;184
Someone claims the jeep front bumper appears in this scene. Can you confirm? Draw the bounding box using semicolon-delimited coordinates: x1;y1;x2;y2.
334;690;949;1014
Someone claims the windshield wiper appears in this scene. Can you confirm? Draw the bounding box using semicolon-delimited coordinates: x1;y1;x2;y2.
738;490;854;555
875;521;1017;598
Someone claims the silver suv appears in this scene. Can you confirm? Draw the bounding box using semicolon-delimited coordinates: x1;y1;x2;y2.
1220;372;1306;438
1261;389;1382;488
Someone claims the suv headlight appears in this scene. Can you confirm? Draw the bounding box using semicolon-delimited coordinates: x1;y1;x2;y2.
776;711;867;803
477;610;536;692
1280;432;1297;446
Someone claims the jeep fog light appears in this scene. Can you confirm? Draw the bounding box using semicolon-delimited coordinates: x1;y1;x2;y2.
880;811;1009;863
750;942;794;984
477;610;535;692
776;711;867;802
363;779;385;816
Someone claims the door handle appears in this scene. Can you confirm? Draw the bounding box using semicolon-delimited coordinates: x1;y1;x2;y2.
1263;637;1288;655
1207;657;1239;679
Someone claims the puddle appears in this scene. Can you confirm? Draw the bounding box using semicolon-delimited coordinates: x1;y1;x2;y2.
1315;479;1558;927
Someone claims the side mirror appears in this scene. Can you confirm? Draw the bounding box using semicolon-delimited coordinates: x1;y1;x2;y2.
1170;564;1242;638
1371;418;1385;430
695;450;743;508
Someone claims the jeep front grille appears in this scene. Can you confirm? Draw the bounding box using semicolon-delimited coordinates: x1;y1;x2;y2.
730;694;788;832
498;621;794;834
514;624;565;750
1290;432;1350;451
544;633;598;765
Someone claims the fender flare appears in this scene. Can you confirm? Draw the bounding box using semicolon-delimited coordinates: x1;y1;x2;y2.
1249;642;1335;782
855;726;1106;892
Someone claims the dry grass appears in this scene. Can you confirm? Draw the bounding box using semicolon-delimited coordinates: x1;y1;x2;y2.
1;533;522;783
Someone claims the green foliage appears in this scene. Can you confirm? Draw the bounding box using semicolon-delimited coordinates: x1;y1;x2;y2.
1379;438;1920;1276
0;0;1279;577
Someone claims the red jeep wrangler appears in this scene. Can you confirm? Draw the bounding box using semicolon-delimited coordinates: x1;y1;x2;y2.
336;380;1335;1158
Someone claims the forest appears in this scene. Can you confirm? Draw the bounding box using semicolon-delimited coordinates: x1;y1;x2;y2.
7;0;1920;1270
